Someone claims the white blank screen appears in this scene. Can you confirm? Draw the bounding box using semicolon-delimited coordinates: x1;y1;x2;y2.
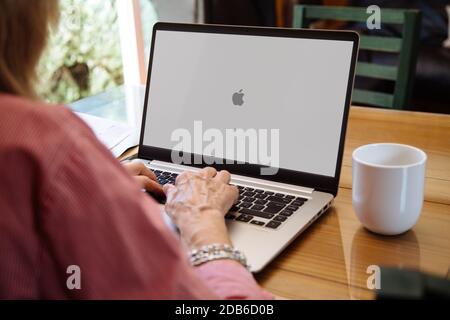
143;30;353;177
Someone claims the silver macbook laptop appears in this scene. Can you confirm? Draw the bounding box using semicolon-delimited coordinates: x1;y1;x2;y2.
136;23;359;272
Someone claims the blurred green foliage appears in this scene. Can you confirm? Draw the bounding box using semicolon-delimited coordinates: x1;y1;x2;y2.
38;0;124;104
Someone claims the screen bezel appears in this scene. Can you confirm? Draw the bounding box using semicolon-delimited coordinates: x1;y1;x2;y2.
138;22;359;196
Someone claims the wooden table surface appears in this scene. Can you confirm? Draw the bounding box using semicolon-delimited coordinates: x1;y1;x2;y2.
121;106;450;299
255;106;450;299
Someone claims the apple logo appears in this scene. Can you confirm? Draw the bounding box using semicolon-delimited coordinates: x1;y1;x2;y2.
232;89;245;106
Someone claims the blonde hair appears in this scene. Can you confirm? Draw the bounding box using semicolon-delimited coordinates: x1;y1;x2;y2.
0;0;59;99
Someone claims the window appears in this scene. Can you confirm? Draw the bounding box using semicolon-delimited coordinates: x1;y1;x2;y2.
38;0;124;104
38;0;198;105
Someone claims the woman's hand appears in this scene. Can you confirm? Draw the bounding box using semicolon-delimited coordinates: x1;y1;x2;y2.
163;167;239;250
123;161;164;195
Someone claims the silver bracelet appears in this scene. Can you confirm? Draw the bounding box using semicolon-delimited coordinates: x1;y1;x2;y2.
189;244;250;271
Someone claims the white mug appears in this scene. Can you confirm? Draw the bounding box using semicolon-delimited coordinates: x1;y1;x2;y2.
352;143;427;235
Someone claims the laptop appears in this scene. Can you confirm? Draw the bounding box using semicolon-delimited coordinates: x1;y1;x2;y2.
135;22;359;272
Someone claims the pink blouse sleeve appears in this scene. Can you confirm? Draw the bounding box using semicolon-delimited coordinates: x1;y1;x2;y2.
196;260;274;300
38;107;272;300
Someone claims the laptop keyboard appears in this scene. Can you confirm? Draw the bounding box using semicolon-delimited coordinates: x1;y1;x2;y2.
226;186;308;230
154;170;178;185
151;170;308;230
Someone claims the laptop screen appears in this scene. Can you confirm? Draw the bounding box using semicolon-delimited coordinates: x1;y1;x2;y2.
142;28;354;178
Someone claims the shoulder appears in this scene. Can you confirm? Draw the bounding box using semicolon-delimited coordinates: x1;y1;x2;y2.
0;94;99;176
0;94;96;148
0;94;89;135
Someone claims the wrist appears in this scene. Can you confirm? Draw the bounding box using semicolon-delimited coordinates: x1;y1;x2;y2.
186;231;232;250
175;207;232;250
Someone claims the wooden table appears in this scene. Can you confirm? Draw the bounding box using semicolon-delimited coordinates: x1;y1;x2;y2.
121;106;450;299
255;106;450;299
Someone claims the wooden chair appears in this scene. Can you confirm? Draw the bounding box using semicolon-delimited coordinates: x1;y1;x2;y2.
293;5;421;109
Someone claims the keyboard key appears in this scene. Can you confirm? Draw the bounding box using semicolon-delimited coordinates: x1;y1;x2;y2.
225;214;235;220
254;199;268;205
236;214;253;223
250;220;265;226
266;221;281;229
286;205;299;211
275;193;285;198
254;193;267;200
154;170;162;175
264;191;274;195
292;201;305;207
230;205;239;212
243;197;256;203
265;196;281;202
240;208;274;220
237;185;245;190
242;191;255;197
266;201;286;208
263;204;284;214
239;202;252;209
244;187;254;192
266;196;291;204
279;210;294;216
284;195;295;200
250;204;265;211
295;197;308;202
273;215;287;222
254;189;264;193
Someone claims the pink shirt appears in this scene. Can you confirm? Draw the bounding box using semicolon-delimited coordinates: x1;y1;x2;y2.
0;94;272;300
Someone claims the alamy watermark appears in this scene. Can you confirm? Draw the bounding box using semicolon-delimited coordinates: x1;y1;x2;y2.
66;265;81;290
366;5;381;30
366;265;381;290
170;121;280;175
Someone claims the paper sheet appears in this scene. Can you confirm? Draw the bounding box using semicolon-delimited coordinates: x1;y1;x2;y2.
75;112;138;157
